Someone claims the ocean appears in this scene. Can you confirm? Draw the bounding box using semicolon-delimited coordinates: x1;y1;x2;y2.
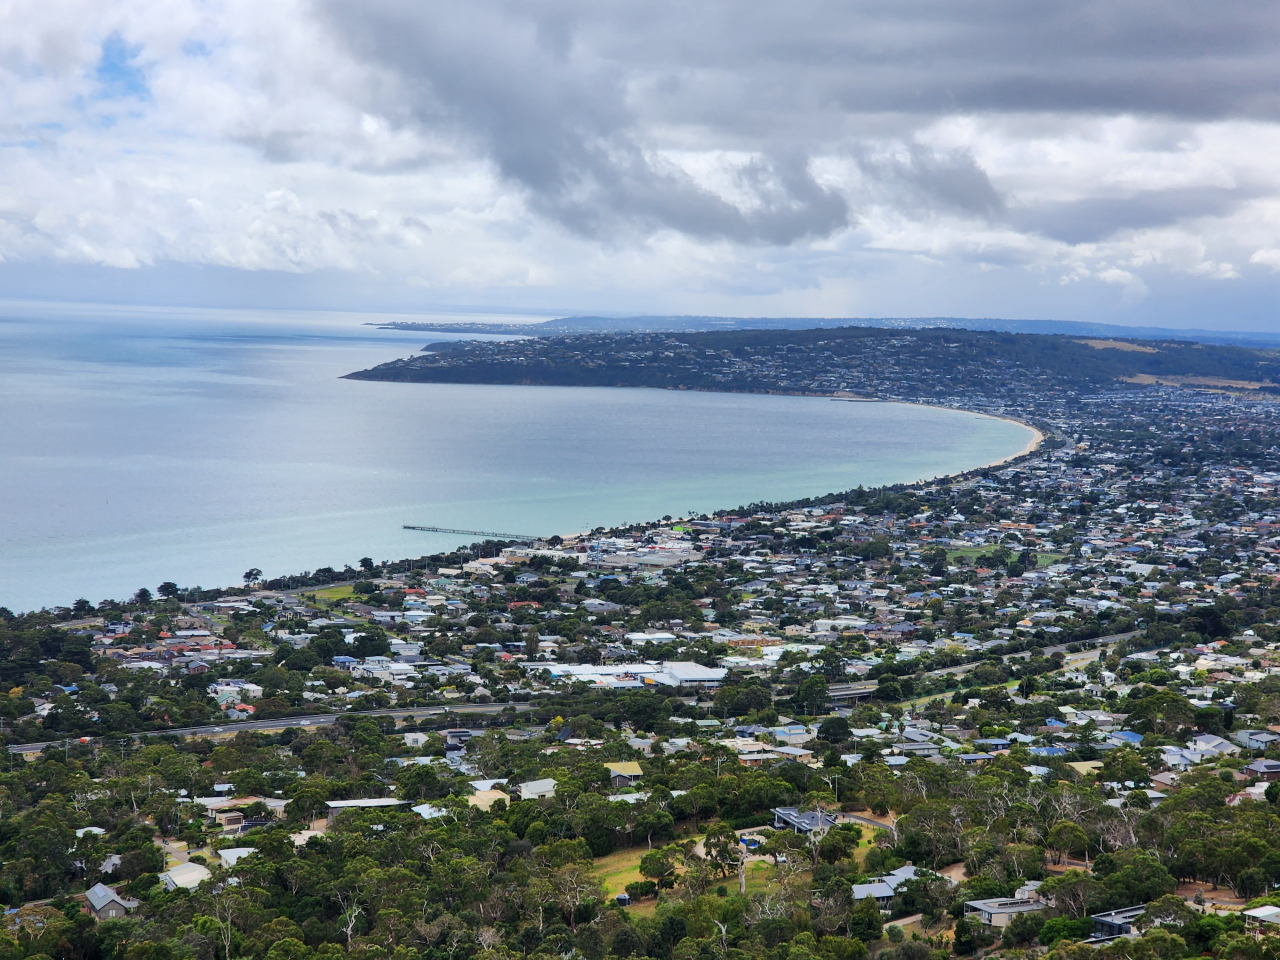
0;303;1035;611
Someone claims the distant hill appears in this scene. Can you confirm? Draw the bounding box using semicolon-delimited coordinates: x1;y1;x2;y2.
346;325;1280;403
373;314;1280;347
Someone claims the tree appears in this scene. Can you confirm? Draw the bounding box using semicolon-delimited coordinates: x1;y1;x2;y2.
639;846;679;887
610;927;646;958
792;675;829;715
953;916;994;955
817;824;861;864
550;863;603;932
1040;869;1097;919
1237;867;1269;900
1128;691;1194;737
1047;820;1090;867
1003;911;1046;947
702;822;740;877
847;896;882;941
243;568;262;587
1092;851;1176;913
817;716;851;743
1136;894;1196;932
157;582;180;599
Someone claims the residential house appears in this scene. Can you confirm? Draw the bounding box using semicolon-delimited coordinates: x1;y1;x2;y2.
772;745;816;763
604;762;644;788
325;799;408;814
218;847;256;868
771;807;837;834
85;883;139;921
160;862;211;891
517;778;557;801
206;679;263;701
1243;905;1280;937
1236;730;1280;752
964;897;1045;929
1247;759;1280;782
851;865;919;906
1090;905;1146;941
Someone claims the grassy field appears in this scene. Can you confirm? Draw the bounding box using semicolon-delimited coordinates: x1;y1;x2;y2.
591;845;649;899
314;585;355;601
944;547;1066;568
590;847;790;917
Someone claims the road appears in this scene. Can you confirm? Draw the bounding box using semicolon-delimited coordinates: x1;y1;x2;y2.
921;628;1139;679
6;702;533;755
1007;629;1140;660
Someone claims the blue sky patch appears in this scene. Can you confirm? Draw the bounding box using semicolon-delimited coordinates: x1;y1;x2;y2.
95;34;149;100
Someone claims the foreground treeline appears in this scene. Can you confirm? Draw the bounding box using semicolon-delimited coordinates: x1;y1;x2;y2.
6;709;1280;960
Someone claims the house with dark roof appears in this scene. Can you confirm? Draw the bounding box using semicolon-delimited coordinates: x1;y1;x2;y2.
1247;759;1280;782
771;807;837;834
1089;905;1146;942
85;883;139;920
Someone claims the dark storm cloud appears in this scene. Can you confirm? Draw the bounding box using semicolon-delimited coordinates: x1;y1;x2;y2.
1009;187;1260;244
853;146;1005;219
317;0;1280;243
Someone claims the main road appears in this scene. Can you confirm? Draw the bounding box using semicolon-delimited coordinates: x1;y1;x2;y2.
6;702;534;756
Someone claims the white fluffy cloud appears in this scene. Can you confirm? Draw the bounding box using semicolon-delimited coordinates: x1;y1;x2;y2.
2;0;1280;324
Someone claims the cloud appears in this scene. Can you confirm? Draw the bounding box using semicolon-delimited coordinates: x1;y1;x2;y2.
1251;249;1280;270
0;0;1278;323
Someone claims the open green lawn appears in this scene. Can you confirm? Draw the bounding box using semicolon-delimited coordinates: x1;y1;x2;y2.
944;547;1065;568
591;847;790;916
591;846;649;899
314;585;355;601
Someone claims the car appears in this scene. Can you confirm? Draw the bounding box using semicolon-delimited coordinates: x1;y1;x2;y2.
298;720;311;726
213;727;223;732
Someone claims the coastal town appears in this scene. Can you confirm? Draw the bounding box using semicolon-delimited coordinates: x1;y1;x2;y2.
4;379;1280;960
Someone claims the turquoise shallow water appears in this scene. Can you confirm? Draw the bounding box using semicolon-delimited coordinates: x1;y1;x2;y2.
0;303;1034;610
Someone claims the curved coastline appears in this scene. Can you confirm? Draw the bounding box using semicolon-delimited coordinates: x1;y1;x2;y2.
830;397;1044;486
549;397;1044;535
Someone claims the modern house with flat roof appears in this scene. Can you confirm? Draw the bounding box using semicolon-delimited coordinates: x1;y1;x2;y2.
1089;905;1146;942
964;897;1045;929
771;807;837;834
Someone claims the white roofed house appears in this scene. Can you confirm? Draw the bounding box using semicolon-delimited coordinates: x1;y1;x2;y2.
517;778;557;800
965;883;1046;929
218;847;257;868
160;861;212;891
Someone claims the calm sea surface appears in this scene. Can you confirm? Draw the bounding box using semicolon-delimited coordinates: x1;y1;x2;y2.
0;303;1034;610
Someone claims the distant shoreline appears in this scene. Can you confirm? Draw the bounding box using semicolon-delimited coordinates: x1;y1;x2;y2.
982;413;1045;466
829;397;1044;485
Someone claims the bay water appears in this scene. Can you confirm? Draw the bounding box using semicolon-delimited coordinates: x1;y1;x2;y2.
0;303;1034;610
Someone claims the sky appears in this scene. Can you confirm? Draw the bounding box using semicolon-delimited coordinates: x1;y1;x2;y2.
3;1;1280;328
